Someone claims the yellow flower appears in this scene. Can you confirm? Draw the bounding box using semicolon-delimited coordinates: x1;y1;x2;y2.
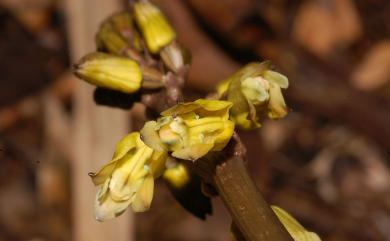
75;52;142;94
133;1;176;53
271;206;322;241
217;61;289;129
140;99;235;161
89;132;166;221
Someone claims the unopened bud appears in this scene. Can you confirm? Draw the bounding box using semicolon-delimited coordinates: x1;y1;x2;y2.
96;20;130;55
75;52;142;94
133;1;176;54
160;42;187;73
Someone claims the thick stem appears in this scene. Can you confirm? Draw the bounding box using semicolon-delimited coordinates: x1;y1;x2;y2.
213;156;293;241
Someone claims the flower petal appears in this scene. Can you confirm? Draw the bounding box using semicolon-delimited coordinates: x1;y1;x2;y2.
172;143;214;161
140;121;167;152
131;175;154;212
90;133;140;186
272;206;322;241
267;83;288;119
263;70;289;89
94;187;132;221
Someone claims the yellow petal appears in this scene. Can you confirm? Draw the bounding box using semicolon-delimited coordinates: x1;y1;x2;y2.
109;146;153;201
161;99;232;120
134;1;176;53
94;186;132;221
172;143;214;161
267;83;288;119
90;132;140;185
112;132;140;161
149;151;168;178
96;20;128;55
216;78;231;97
184;117;222;127
263;70;289;89
241;76;269;103
230;112;251;130
272;206;322;241
212;120;235;150
140;121;167;152
220;61;270;88
131;175;154;212
75;52;142;94
238;61;271;80
161;102;200;117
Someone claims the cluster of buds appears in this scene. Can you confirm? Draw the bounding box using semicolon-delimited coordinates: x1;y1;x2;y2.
217;61;289;130
74;0;186;101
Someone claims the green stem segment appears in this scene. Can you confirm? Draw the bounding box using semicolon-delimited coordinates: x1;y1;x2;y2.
213;156;293;241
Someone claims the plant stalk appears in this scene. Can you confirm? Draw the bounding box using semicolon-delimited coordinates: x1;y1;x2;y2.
213;156;293;241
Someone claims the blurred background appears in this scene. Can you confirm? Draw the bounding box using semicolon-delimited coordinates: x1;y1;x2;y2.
0;0;389;241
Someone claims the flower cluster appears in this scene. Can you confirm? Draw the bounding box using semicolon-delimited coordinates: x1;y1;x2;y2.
90;99;234;220
74;1;179;95
76;5;316;241
217;61;289;129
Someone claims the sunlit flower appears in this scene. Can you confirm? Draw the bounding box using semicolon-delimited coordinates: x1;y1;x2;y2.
89;132;166;221
217;61;289;129
75;52;142;94
133;0;176;53
271;206;322;241
141;99;235;161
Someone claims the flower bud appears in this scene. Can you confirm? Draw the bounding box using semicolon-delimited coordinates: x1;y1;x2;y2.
75;52;142;94
89;132;167;221
217;61;289;129
96;20;130;55
133;1;176;53
96;12;142;58
163;161;212;219
271;206;322;241
140;99;234;161
160;42;189;73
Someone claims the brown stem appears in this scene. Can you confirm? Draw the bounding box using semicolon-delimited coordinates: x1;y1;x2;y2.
190;135;293;241
213;156;293;241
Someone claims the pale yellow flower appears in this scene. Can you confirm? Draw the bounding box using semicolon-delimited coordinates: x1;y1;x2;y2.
217;62;289;129
141;99;235;161
90;132;166;221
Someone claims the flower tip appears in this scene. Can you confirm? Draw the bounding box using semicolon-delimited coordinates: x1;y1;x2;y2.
133;1;176;53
